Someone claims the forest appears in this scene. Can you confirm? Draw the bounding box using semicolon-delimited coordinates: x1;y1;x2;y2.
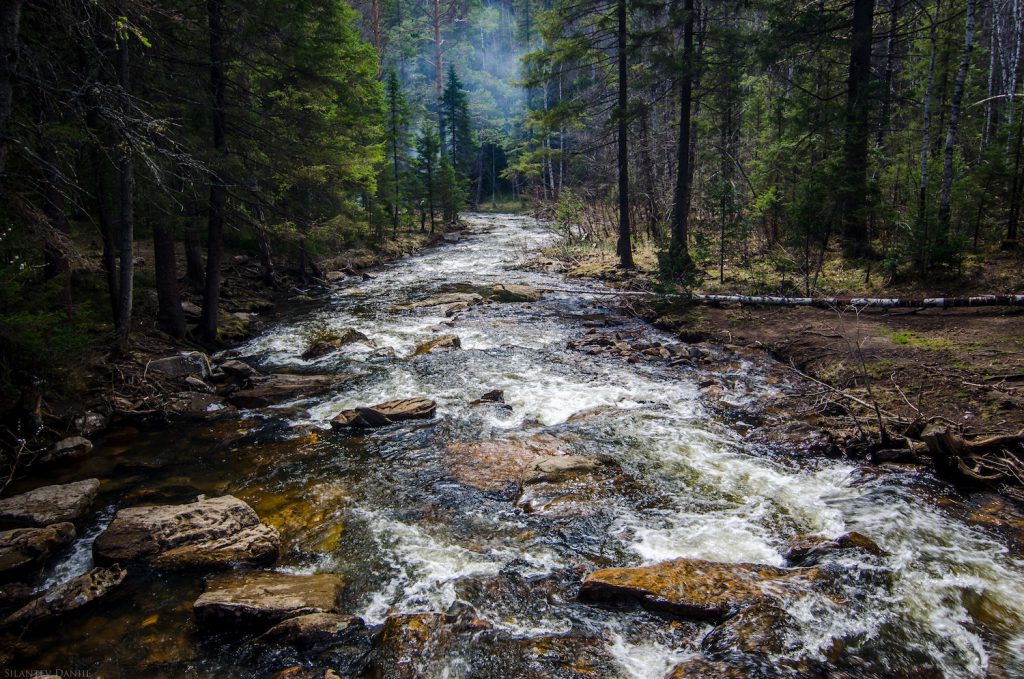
0;1;1023;677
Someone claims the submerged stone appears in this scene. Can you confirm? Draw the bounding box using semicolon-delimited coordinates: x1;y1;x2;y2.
0;478;100;528
36;436;93;465
330;398;436;428
784;531;886;566
93;495;279;568
193;572;345;631
579;558;825;621
700;603;800;658
368;612;490;679
301;328;371;360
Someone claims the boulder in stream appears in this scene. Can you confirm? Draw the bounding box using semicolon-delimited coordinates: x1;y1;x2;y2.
301;328;371;360
784;531;886;566
0;478;100;527
35;436;93;465
193;571;345;631
229;373;357;409
1;565;126;630
219;359;262;380
412;334;461;356
444;435;603;492
579;557;825;621
484;283;542;303
330;398;436;429
392;292;483;311
368;612;490;679
93;495;280;568
0;523;76;581
700;603;800;658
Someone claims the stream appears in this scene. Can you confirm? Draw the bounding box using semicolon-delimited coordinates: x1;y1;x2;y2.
14;213;1024;678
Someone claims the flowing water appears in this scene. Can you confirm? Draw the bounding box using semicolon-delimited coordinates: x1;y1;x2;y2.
11;213;1024;678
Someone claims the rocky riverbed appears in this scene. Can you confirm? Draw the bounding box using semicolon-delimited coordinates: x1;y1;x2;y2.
1;214;1023;678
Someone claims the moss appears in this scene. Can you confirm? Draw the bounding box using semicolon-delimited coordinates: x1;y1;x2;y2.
879;327;958;351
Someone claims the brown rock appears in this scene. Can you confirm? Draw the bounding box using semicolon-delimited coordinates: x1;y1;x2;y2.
369;613;490;679
444;435;600;492
700;603;799;657
579;558;824;621
2;565;126;630
229;374;356;409
93;495;279;569
193;572;344;630
664;656;749;679
412;334;461;356
331;398;436;428
486;284;542;303
469;390;505;406
0;523;76;580
0;479;100;527
393;292;483;311
259;612;368;650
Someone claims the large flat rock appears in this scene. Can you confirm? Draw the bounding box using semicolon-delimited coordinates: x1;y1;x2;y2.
193;571;345;630
444;435;603;492
579;558;824;621
93;495;279;569
0;479;100;527
0;523;76;581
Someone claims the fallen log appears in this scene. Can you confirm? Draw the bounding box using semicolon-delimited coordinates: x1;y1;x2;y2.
535;286;1024;309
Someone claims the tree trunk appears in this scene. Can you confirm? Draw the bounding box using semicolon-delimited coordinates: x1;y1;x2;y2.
936;0;976;242
432;0;445;148
840;0;876;257
153;219;185;339
0;0;22;181
184;227;205;287
115;16;134;351
201;0;227;344
668;0;695;275
918;9;938;229
615;0;633;269
876;0;901;147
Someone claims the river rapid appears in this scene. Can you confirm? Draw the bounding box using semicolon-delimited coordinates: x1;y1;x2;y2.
16;213;1024;677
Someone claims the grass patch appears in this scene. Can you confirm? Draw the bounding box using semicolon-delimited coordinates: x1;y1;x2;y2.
880;327;959;351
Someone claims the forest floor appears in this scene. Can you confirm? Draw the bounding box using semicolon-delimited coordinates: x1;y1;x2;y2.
537;236;1024;498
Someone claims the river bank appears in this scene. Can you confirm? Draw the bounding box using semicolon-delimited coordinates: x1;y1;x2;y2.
1;214;1023;678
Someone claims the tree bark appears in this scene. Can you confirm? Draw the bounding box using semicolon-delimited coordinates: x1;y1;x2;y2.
669;0;695;275
936;0;976;241
0;0;22;181
840;0;876;257
201;0;227;344
184;227;205;288
615;0;633;268
115;14;134;351
153;219;185;339
431;0;445;148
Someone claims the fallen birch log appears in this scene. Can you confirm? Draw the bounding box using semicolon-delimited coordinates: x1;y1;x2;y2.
536;287;1024;308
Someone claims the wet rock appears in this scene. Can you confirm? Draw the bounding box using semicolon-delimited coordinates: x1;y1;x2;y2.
784;531;886;566
444;435;603;492
481;634;616;678
301;328;371;360
193;572;345;631
331;398;436;429
325;271;347;282
220;359;262;380
249;482;350;554
0;523;76;581
36;436;93;465
700;603;799;658
218;310;252;341
71;411;108;436
0;478;100;527
2;565;126;630
229;374;356;409
469;389;505;406
93;495;279;568
147;351;211;378
259;613;370;661
485;283;542;303
393;292;483;311
412;334;461;356
579;558;825;621
664;656;750;679
369;612;490;679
